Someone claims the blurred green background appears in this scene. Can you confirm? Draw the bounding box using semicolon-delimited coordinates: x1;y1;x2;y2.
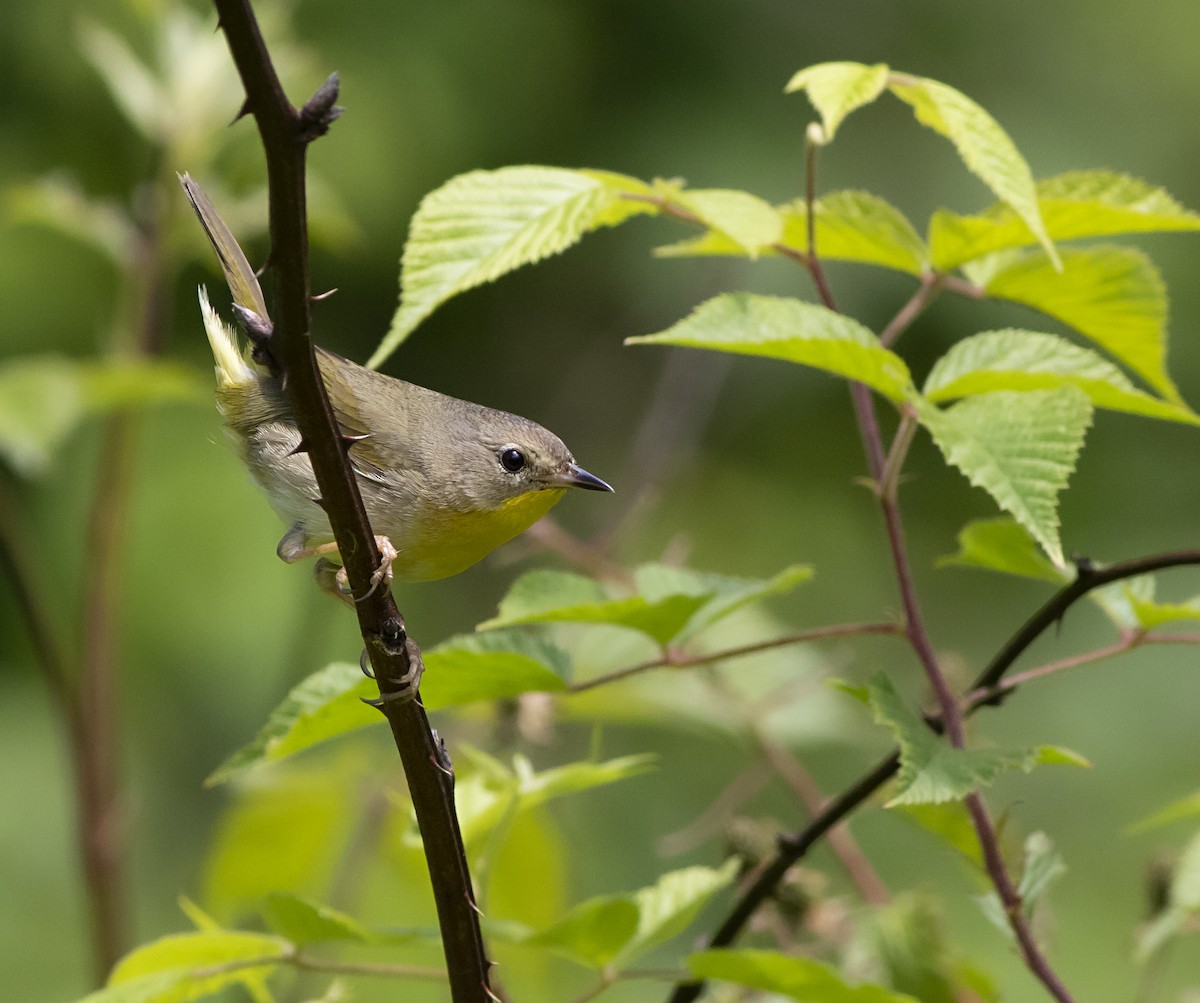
4;1;1200;1000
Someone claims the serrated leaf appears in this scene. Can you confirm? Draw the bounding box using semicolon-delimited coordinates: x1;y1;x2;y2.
527;896;641;969
373;166;654;366
0;356;205;477
1130;791;1200;834
930;170;1200;270
978;246;1179;402
656;190;929;276
689;948;920;1002
618;861;739;965
936;517;1070;584
669;187;783;256
478;569;713;644
260;893;373;946
868;674;1079;806
785;61;890;140
207;635;568;784
517;754;657;809
887;74;1056;267
915;387;1092;566
103;931;288;1003
627;293;915;403
783;191;930;274
923;329;1197;425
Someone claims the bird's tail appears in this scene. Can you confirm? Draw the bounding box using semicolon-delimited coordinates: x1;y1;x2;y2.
198;286;254;388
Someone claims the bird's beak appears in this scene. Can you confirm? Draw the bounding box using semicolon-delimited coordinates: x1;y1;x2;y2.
557;462;614;493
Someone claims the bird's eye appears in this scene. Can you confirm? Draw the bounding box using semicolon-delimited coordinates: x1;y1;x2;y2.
500;447;526;473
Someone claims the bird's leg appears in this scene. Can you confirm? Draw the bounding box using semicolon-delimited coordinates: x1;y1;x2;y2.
278;523;398;605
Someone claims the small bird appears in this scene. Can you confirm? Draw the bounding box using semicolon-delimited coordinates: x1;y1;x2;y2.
181;174;612;597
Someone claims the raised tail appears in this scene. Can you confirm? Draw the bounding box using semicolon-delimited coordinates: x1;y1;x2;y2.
198;286;254;388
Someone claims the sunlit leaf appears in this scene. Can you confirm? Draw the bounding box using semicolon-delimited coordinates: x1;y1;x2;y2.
930;170;1200;270
670;187;783;256
374;167;654;366
0;356;205;477
627;293;915;403
689;948;920;1002
887;73;1056;266
78;18;166;140
527;896;641;969
923;329;1197;425
656;190;929;276
936;517;1070;584
867;674;1083;806
896;802;983;867
618;861;739;964
1124;578;1200;629
478;569;712;644
915;388;1092;566
260;893;373;946
100;931;288;1003
978;246;1179;402
785;61;890;140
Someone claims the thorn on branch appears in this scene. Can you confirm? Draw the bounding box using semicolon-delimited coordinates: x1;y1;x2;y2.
287;438;309;457
298;72;343;142
231;96;253;124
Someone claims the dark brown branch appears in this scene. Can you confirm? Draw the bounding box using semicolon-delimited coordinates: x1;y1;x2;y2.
208;3;490;998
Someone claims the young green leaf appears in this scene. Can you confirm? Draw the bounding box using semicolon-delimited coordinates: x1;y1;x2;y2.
99;931;289;1002
668;187;783;256
923;329;1198;425
478;568;713;644
936;517;1071;584
689;948;921;1002
260;893;374;946
915;387;1092;567
978;246;1179;402
781;191;930;274
887;74;1057;267
977;832;1066;937
373;166;654;366
930;170;1200;270
627;292;915;403
785;61;890;140
896;802;983;867
867;674;1083;806
617;860;739;964
207;635;569;784
527;896;641;969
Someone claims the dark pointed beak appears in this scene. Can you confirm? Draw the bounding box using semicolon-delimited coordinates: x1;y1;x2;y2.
557;461;614;492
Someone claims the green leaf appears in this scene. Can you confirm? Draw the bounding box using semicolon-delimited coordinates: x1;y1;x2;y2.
656;191;929;276
618;860;739;964
1126;580;1200;629
1130;791;1200;834
915;387;1092;566
785;61;890;140
478;569;712;645
978;246;1179;402
977;832;1067;938
527;896;641;969
936;517;1070;584
923;329;1198;425
373;166;654;366
689;948;920;1002
7;176;136;265
78;18;165;140
669;187;783;256
207;635;568;784
930;170;1200;270
896;802;983;867
1137;829;1200;961
867;674;1081;806
260;893;373;946
627;293;915;403
99;931;289;1003
0;356;205;477
887;74;1056;267
784;191;930;275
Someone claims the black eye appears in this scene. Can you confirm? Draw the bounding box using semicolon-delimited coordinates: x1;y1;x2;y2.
500;447;526;473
